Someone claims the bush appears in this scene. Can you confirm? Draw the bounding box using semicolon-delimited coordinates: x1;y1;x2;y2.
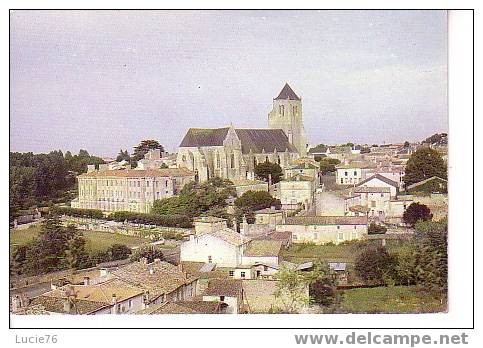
130;245;165;263
107;211;193;228
368;223;387;235
52;207;104;219
355;245;397;285
108;244;132;261
403;203;433;227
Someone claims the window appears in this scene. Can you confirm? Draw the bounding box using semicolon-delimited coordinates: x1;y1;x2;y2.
337;225;340;230
231;154;235;169
293;234;298;240
338;232;344;241
354;225;357;229
381;193;384;197
129;300;132;308
208;256;212;263
340;178;344;184
263;266;268;271
229;271;234;277
313;233;318;239
345;171;348;177
371;201;376;208
220;296;225;301
240;272;246;278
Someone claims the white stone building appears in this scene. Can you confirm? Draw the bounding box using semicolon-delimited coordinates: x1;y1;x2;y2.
72;168;195;213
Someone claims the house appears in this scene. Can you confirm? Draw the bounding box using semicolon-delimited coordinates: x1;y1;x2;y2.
138;301;222;314
232;179;268;196
254;207;284;225
317;191;346;216
284;162;319;183
180;217;250;267
278;174;316;211
335;162;376;186
20;278;145;315
356;174;399;197
202;279;244;314
241;240;283;270
275;216;368;245
374;166;405;189
406;176;448;194
109;259;199;306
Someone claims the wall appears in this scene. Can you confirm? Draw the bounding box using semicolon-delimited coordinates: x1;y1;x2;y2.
275;223;367;245
180;234;241;267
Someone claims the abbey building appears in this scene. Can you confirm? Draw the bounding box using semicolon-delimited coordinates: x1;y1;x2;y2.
177;83;309;182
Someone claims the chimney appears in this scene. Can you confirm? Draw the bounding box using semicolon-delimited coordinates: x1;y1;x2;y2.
83;276;90;286
241;215;248;236
63;299;72;313
11;295;21;312
111;294;118;314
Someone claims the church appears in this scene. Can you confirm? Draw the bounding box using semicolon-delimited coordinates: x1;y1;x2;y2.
177;83;309;182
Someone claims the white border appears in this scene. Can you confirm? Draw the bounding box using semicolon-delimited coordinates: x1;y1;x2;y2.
3;7;474;333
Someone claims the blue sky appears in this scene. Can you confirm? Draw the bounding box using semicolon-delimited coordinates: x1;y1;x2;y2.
10;10;447;156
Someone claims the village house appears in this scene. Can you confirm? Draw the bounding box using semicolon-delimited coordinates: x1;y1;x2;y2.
202;278;244;314
109;259;199;306
284;162;319;182
72;167;195;213
138;300;222;314
278;174;316;211
356;174;399;197
254;207;285;226
335;161;376;186
18;278;145;315
275;216;368;245
231;178;268;196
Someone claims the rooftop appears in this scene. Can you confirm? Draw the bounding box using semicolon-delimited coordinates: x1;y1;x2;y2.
274;83;301;101
244;240;283;257
357;174;399;188
138;301;221;314
79;168;194;178
284;216;368;226
203;279;242;297
353;186;391;193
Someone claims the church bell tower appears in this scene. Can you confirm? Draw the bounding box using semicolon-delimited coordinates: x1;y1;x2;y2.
268;83;308;156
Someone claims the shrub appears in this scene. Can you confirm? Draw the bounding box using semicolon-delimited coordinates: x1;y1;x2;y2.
107;211;193;228
52;207;104;219
368;223;387;235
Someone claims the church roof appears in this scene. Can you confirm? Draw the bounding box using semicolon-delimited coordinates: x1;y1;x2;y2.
274;83;301;101
234;128;298;154
179;127;230;147
179;127;298;154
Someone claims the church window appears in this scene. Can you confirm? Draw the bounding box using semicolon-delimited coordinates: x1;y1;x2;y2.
253;157;257;167
216;153;220;168
231;154;235;169
265;156;269;163
277;156;281;165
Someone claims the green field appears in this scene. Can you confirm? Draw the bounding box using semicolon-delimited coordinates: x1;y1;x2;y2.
10;225;148;254
282;240;408;264
339;286;446;313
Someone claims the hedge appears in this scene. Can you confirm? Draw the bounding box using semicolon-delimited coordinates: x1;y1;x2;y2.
52;207;104;219
107;211;193;228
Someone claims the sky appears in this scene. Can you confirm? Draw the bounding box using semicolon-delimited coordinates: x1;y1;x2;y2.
10;10;448;157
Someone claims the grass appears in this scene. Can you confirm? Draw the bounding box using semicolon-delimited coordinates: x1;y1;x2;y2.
338;286;446;313
10;225;147;255
282;240;409;264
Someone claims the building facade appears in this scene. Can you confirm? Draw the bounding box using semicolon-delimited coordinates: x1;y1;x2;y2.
72;168;195;213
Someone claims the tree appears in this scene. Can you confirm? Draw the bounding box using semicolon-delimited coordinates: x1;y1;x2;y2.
132;140;164;162
130;245;165;263
21;215;75;275
116;149;131;162
403;202;433;227
368;223;387;235
274;267;312;313
354;245;397;285
235;190;280;211
413;219;448;295
422;133;447;145
234;190;280;224
318;158;340;175
360;146;371;154
254;161;283;184
107;244;132;261
67;233;93;270
394;243;418;286
308;264;338;307
403;148;447;188
152;177;234;218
